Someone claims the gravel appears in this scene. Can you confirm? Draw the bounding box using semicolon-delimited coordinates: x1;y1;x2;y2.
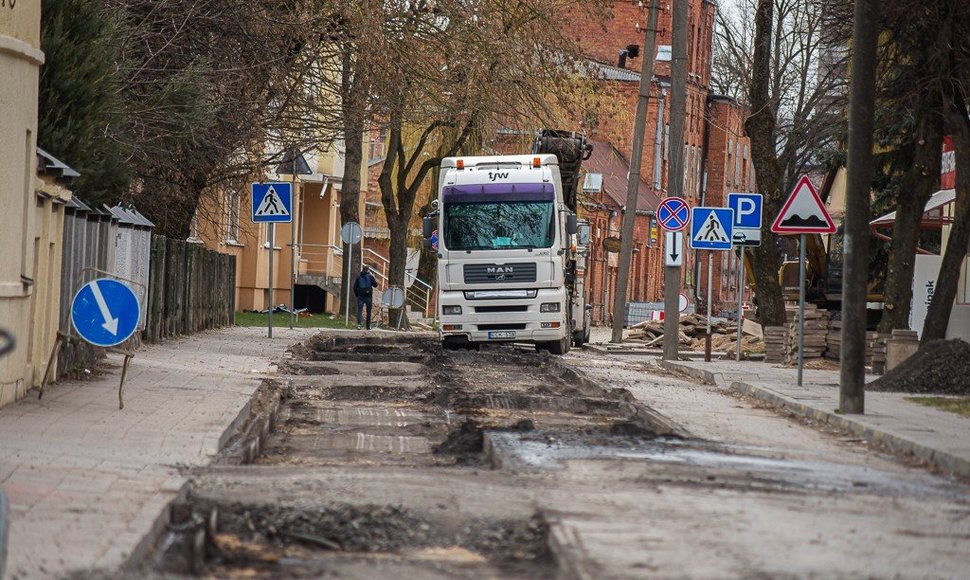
867;339;970;394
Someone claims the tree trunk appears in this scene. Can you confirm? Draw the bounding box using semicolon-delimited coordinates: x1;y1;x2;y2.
744;0;787;327
879;110;944;331
416;196;437;289
922;107;970;343
338;44;366;318
386;213;410;328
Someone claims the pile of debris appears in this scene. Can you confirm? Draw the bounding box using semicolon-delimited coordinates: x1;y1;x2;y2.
868;338;970;394
626;314;765;354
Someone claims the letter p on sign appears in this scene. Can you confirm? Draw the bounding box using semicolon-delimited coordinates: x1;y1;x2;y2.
727;193;763;229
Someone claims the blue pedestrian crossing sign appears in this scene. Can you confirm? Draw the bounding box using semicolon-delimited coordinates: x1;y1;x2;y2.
71;278;141;347
251;182;292;223
690;207;734;250
726;193;763;246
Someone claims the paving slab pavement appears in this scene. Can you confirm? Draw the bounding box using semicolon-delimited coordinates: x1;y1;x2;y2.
0;326;321;579
659;359;970;478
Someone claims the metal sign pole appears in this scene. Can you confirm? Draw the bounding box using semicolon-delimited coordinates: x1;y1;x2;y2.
268;223;275;338
345;244;352;327
797;233;806;386
289;166;297;330
705;252;713;362
736;248;744;362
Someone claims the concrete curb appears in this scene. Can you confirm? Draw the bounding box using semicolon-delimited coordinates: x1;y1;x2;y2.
122;379;280;571
729;380;970;479
657;359;720;385
0;488;7;580
661;359;970;478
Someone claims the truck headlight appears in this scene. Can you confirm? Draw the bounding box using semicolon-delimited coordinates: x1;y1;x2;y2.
442;305;462;315
540;302;561;313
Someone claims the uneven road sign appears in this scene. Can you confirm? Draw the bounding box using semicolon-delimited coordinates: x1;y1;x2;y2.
252;182;293;223
727;192;763;246
690;207;734;250
771;175;836;235
71;278;141;347
657;196;691;231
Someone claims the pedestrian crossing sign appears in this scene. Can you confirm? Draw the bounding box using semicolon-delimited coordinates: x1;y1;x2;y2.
251;182;293;223
690;207;734;250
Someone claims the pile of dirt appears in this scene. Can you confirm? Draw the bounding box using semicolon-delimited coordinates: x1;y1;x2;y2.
867;339;970;394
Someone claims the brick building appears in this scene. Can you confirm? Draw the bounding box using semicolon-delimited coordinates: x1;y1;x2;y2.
566;0;754;317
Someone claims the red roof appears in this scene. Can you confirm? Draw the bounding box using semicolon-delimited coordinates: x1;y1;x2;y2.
582;141;661;212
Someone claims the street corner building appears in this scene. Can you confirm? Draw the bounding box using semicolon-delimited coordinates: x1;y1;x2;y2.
0;1;65;406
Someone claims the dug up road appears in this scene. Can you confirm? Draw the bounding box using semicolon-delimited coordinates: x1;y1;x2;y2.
137;332;969;579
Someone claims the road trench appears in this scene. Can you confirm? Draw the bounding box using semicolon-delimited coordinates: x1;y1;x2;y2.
145;333;684;578
142;333;970;579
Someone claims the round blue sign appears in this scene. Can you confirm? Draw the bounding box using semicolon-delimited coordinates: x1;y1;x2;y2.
657;196;691;232
71;278;141;347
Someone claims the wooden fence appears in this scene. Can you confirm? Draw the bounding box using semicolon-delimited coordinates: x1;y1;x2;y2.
145;236;236;343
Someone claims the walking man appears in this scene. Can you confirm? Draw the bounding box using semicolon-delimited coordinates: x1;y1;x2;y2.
354;266;378;330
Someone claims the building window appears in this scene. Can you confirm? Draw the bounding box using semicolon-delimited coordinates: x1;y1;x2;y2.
226;190;241;243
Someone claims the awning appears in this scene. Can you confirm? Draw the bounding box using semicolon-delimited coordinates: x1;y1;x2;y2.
870;188;955;227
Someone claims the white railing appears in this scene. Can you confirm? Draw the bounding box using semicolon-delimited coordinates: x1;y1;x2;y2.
294;243;433;320
362;248;433;318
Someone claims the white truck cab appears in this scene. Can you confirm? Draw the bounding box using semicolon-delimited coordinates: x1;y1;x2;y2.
427;153;580;354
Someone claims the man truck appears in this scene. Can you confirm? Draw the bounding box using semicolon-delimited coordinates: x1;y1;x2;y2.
423;130;593;354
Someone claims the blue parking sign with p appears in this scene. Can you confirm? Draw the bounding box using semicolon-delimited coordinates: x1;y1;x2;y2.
727;193;762;228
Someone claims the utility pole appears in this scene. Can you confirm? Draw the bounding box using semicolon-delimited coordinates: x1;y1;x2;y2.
840;0;880;413
611;0;661;343
289;156;297;330
663;0;689;360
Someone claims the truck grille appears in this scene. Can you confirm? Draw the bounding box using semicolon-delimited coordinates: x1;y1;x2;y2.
463;263;537;284
477;323;527;331
475;305;529;313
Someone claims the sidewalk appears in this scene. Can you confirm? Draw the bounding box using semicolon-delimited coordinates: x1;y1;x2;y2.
659;359;970;478
0;326;317;579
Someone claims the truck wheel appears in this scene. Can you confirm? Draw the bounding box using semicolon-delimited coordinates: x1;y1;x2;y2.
546;334;570;355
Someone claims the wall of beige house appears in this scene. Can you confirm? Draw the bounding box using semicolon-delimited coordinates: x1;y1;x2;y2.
0;1;46;407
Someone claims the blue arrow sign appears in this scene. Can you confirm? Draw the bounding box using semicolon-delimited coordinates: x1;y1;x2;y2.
690;207;735;250
71;278;141;347
251;182;293;223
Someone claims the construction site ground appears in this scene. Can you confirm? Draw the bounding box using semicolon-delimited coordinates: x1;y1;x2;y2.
2;327;969;579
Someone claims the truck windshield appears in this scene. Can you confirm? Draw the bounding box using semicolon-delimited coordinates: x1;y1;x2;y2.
444;201;555;250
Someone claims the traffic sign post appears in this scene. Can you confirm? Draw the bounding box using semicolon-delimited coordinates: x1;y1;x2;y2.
253;182;294;338
657;196;691;231
664;231;684;267
341;221;363;326
62;272;145;409
727;193;763;246
736;248;745;362
71;279;141;347
689;207;734;251
771;175;836;386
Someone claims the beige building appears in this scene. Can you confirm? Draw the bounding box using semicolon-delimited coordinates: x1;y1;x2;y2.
0;2;62;407
193;142;367;314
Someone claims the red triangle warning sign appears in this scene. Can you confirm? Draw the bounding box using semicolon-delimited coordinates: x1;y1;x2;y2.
771;175;836;234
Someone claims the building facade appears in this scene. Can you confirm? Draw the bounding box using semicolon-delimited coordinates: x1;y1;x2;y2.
0;2;52;406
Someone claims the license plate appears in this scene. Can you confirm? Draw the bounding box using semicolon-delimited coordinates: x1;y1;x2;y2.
488;331;516;339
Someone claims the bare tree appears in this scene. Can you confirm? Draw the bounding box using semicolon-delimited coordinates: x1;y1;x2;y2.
363;0;604;319
716;0;851;326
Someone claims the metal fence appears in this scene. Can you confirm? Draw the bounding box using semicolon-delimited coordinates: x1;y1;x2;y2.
57;199;235;376
144;237;236;342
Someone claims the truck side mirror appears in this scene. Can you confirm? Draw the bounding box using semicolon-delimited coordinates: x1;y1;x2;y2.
422;215;435;239
566;213;578;235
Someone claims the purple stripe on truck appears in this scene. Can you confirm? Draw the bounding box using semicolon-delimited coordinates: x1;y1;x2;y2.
442;182;554;203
